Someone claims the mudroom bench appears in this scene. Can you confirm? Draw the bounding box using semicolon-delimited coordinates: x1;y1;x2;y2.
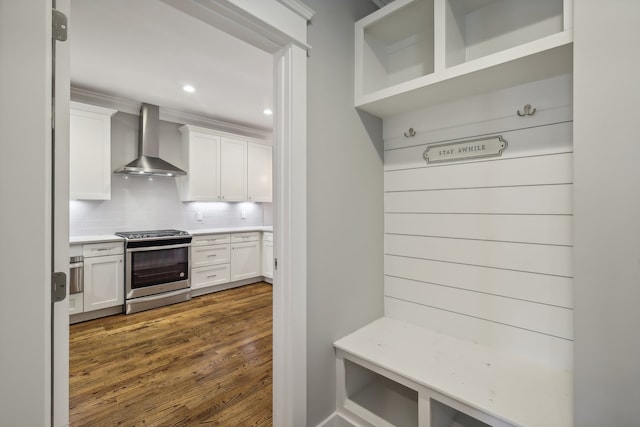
334;317;572;427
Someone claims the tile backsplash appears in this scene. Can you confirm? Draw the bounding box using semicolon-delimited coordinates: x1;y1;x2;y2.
70;174;268;236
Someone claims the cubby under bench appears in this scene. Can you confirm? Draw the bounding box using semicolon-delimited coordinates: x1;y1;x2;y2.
334;317;571;427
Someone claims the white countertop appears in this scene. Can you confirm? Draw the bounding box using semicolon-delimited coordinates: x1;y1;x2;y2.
70;235;124;245
70;226;273;244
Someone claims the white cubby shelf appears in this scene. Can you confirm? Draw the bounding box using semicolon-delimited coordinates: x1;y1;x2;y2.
355;0;573;118
335;317;572;427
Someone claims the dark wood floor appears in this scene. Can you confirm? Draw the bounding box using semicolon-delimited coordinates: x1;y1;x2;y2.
69;283;273;426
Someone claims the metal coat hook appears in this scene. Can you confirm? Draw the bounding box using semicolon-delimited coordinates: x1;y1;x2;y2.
517;104;536;117
404;128;416;137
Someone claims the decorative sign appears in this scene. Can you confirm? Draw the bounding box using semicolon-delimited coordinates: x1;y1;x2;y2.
423;136;508;164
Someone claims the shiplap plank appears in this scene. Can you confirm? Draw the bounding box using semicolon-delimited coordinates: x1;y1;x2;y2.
385;123;573;171
385;255;572;308
385;276;573;339
385;152;572;191
385;234;572;277
384;298;573;370
385;213;572;245
385;185;573;215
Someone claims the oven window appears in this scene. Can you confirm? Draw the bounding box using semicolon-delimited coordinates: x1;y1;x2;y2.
130;247;189;289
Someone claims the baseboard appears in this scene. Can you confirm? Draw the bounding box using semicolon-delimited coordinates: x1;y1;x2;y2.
317;412;357;427
70;305;123;324
190;277;267;297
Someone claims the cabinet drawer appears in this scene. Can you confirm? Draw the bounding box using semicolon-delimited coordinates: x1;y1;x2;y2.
192;264;230;289
192;244;230;267
231;231;260;243
192;234;231;246
262;232;273;242
83;241;123;257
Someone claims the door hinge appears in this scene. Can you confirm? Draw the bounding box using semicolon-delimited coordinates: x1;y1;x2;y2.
52;272;67;302
274;258;278;271
52;9;68;42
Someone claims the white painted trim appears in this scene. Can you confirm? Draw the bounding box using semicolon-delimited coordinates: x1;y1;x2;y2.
70;87;272;140
53;2;72;425
272;42;308;427
162;0;310;52
180;124;270;146
70;100;117;117
276;0;315;21
317;412;357;427
161;2;310;426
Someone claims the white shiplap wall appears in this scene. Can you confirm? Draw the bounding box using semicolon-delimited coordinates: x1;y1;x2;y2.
383;74;573;369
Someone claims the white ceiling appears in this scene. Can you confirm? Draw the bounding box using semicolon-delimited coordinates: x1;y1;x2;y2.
70;0;274;132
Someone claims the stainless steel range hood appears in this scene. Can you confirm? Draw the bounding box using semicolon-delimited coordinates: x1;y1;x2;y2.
114;103;186;176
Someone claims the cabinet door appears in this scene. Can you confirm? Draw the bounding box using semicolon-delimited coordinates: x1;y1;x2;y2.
220;137;247;201
192;244;231;267
69;103;116;200
182;131;221;201
247;143;272;202
68;293;84;315
84;254;124;312
263;240;273;279
231;241;261;281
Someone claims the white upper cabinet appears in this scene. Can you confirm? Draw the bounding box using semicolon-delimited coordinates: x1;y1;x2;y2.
355;0;573;117
180;126;221;201
69;102;117;200
247;142;273;202
180;125;271;203
220;137;248;202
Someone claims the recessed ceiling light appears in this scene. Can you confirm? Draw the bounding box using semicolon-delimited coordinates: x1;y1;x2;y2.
183;84;195;93
263;109;273;116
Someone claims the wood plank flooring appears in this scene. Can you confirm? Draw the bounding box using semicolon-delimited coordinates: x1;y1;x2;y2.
69;283;272;426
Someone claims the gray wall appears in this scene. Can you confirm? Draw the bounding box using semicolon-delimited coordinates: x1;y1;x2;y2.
304;0;384;425
573;1;640;425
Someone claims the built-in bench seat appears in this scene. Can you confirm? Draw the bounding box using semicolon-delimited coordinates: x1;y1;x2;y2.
334;317;572;427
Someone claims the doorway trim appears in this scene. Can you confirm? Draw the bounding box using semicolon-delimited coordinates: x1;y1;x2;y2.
161;1;313;425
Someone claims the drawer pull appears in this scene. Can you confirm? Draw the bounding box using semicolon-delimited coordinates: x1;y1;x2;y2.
207;254;217;257
207;274;217;278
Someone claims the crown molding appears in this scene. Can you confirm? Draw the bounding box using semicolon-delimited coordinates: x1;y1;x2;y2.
70;86;272;141
276;0;315;21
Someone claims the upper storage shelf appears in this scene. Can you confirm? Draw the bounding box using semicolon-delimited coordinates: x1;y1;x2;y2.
355;0;573;118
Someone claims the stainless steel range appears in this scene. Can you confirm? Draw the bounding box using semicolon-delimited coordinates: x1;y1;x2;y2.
115;229;192;314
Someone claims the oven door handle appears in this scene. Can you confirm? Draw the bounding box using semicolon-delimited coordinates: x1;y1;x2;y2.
126;243;191;253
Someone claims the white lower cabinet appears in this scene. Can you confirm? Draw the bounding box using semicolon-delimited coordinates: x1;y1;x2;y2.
192;264;231;289
191;231;266;294
191;234;232;291
83;252;124;312
69;241;124;317
262;232;273;280
68;293;84;315
230;232;261;281
192;243;230;268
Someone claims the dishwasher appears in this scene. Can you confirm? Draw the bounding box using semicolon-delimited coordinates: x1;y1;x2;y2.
69;256;84;295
